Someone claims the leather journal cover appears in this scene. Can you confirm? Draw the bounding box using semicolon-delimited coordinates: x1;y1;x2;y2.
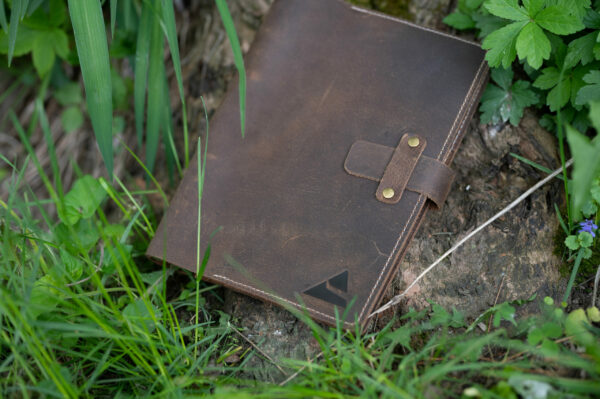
147;0;489;328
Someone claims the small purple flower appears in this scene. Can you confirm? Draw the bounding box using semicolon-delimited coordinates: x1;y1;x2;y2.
579;219;598;238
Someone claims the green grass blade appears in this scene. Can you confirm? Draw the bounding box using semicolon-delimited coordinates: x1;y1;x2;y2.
145;0;163;175
0;1;8;33
134;2;152;147
159;0;189;167
7;0;24;65
110;0;117;37
215;0;246;138
68;0;113;177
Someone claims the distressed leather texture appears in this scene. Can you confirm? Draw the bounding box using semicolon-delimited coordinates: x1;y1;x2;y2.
147;0;489;329
344;139;456;208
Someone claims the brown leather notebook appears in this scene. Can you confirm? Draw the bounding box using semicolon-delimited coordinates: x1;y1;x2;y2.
147;0;489;328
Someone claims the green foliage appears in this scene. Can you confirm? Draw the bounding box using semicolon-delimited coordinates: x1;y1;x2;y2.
445;0;600;127
480;67;538;125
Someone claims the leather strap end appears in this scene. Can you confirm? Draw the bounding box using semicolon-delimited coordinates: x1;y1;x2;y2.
344;138;455;209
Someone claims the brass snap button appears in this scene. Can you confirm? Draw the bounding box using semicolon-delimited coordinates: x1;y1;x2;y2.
382;188;395;199
407;137;420;148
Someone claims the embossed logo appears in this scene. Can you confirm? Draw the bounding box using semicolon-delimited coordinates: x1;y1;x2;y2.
303;270;348;307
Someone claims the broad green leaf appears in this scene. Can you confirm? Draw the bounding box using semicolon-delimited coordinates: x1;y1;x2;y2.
535;6;585;35
216;0;246;137
473;12;507;38
589;101;600;132
68;0;113;177
60;175;106;225
547;77;571;111
581;200;597;217
23;0;66;29
482;20;527;68
466;0;485;9
565;308;595;347
533;67;560;89
443;11;475;30
54;82;83;106
491;66;513;90
511;80;539;117
484;0;528;21
51;28;69;59
523;0;544;17
566;124;600;219
583;8;600;29
134;2;152;146
61;106;84;133
578;231;594;247
32;33;55;76
564;32;596;68
575;70;600;105
515;22;550;69
479;78;538;125
55;219;100;254
565;235;580;250
59;248;83;280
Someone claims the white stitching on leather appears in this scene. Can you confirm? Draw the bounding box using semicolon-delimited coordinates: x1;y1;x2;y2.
357;196;424;320
356;60;487;321
212;274;353;326
350;6;479;46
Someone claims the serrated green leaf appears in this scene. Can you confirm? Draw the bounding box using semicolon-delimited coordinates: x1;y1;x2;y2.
565;32;596;68
547;77;571;111
52;28;69;59
61;106;84;133
523;0;544;17
583;8;600;28
69;0;113;177
479;78;537;125
482;20;527;68
32;33;55;76
444;11;476;30
566;124;600;219
533;67;560;89
535;6;585;35
473;12;507;38
23;0;66;29
510;80;539;123
515;22;550;69
484;0;528;21
491;66;513;90
576;70;600;104
565;235;580;250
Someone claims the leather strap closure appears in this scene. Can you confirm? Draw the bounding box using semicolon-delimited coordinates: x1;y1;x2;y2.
344;135;455;208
